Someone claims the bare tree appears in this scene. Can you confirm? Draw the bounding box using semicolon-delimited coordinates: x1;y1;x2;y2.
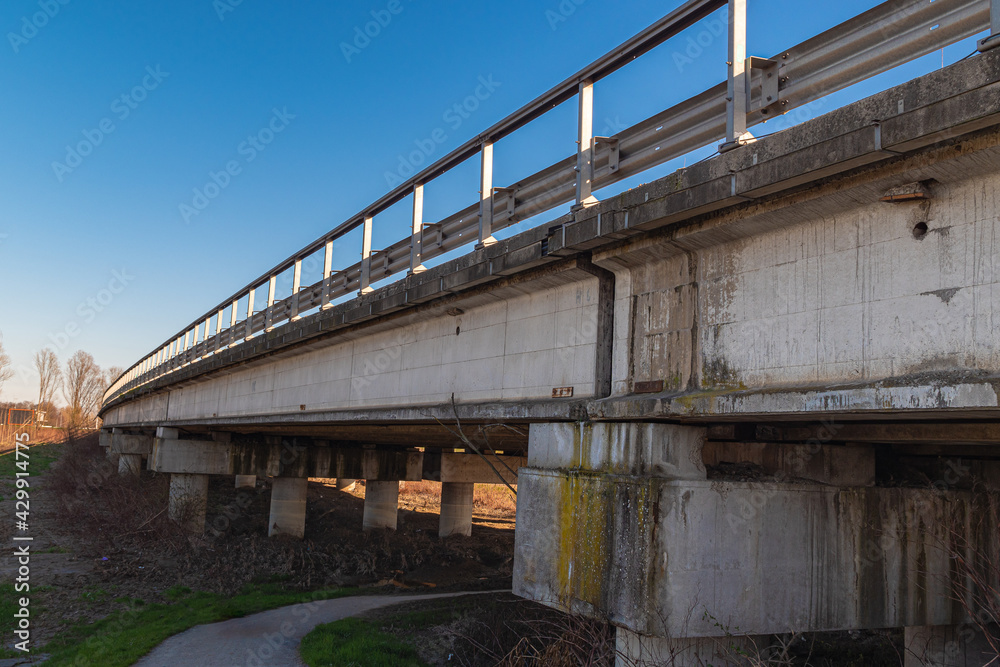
34;349;61;409
0;336;13;397
104;366;125;391
62;351;104;426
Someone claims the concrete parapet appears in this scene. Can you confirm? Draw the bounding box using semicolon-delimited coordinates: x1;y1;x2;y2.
439;482;474;537
268;477;307;538
168;473;208;533
363;481;399;531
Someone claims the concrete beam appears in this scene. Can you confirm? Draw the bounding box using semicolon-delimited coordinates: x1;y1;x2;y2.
269;477;307;539
439;482;474;537
423;452;523;485
362;481;399;531
527;422;706;480
235;475;256;489
111;429;153;456
168;473;208;533
151;436;232;475
703;441;875;486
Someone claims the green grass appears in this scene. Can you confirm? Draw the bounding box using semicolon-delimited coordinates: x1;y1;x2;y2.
41;583;361;667
0;442;63;478
0;583;25;659
300;617;428;667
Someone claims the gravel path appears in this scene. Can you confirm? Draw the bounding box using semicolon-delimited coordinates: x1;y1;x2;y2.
134;590;504;667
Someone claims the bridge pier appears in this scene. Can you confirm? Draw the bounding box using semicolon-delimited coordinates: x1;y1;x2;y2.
515;421;1000;665
439;482;474;537
168;473;208;533
110;429;152;477
268;477;307;538
362;481;399;531
335;478;357;492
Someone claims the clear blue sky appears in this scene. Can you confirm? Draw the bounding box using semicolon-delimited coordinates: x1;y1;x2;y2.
0;0;984;403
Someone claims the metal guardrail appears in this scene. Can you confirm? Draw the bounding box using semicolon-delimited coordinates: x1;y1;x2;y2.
103;0;996;408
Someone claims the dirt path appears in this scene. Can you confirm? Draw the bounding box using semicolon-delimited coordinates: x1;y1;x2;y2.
134;590;507;667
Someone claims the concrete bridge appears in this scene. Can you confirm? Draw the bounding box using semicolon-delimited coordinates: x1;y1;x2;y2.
100;1;1000;664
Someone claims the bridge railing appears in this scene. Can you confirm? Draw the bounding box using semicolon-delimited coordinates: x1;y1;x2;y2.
102;0;996;410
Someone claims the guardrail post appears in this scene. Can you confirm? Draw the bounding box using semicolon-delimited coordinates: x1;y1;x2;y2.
291;259;302;321
575;78;598;210
322;240;334;309
720;0;748;152
410;183;426;274
229;299;239;347
245;290;255;341
980;0;1000;51
477;141;497;249
264;276;277;331
360;215;374;294
214;309;223;352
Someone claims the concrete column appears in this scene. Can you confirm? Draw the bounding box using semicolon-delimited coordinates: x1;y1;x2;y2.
439;482;474;537
106;448;121;469
118;453;143;477
235;475;256;489
336;478;357;492
904;625;997;667
168;473;208;533
362;481;399;531
269;477;307;538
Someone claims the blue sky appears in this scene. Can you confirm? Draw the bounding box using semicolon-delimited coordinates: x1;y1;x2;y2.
0;0;985;403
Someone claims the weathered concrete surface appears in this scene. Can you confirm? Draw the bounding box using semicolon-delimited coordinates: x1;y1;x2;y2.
439;482;474;537
702;441;875;486
235;474;256;489
102;50;1000;436
268;477;307;538
362;481;399;531
515;422;1000;641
